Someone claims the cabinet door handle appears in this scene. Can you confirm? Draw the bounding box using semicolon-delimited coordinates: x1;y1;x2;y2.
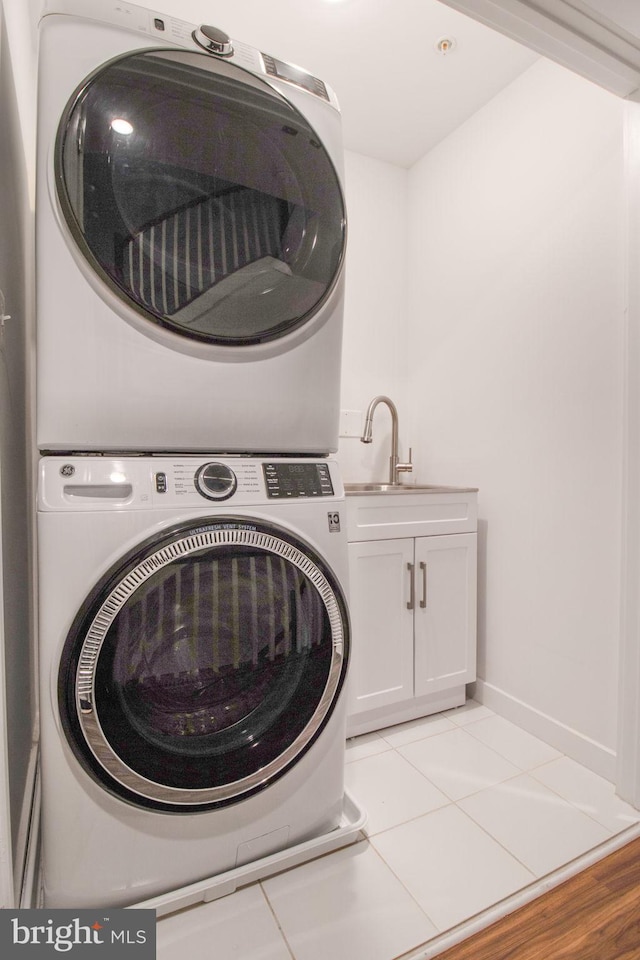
420;561;427;608
407;562;415;610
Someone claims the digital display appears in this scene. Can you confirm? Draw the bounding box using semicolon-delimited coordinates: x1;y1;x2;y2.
262;54;330;102
263;462;334;498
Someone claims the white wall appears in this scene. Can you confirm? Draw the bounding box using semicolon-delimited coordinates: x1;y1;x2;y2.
406;57;626;776
2;1;38;202
337;151;410;482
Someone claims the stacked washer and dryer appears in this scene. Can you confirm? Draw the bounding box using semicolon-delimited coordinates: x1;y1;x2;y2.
35;1;351;908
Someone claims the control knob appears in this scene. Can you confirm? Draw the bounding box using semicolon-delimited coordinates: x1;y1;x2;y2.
193;25;234;57
194;462;237;501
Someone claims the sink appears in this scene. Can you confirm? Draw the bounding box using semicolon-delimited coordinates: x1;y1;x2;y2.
346;482;423;493
345;482;459;494
345;482;479;540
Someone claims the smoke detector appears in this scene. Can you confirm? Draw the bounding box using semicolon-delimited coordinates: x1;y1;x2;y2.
436;37;456;55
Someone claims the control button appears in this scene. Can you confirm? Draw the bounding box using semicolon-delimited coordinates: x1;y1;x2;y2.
193;25;234;57
153;18;165;31
194;462;237;501
155;472;167;494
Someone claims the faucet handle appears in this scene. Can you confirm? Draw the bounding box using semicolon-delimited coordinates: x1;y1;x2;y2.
396;448;413;475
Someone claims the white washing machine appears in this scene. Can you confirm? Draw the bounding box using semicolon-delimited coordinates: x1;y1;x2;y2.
37;455;350;908
36;0;347;454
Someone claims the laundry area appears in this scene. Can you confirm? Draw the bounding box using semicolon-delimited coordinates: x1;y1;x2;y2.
2;0;640;957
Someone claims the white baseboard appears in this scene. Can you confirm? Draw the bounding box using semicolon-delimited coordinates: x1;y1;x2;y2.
471;679;617;782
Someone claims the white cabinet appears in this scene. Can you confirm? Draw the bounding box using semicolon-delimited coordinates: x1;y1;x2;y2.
347;538;415;715
345;487;477;737
413;533;477;697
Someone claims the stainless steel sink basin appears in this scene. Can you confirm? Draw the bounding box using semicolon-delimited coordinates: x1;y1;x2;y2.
345;482;449;494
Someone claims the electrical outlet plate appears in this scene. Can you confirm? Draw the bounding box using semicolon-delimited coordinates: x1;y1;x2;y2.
339;410;362;438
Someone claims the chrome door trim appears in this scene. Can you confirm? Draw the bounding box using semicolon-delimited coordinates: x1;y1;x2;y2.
71;523;346;807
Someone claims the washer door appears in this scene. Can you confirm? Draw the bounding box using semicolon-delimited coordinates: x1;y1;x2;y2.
55;48;346;348
58;519;349;812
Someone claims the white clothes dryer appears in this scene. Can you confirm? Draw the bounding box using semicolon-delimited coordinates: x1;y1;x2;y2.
36;1;346;454
37;455;350;908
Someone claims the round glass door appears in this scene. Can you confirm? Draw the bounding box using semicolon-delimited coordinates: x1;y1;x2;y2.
58;519;349;811
55;48;346;346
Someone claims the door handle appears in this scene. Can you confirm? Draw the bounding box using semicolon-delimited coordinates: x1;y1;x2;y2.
419;561;427;608
63;483;133;500
407;562;415;610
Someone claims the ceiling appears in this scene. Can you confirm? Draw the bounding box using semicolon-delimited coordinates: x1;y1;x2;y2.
134;0;539;168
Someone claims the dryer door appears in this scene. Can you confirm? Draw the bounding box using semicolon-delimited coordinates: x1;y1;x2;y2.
58;519;349;812
55;48;345;348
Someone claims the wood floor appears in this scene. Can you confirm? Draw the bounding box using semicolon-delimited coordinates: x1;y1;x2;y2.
434;836;640;960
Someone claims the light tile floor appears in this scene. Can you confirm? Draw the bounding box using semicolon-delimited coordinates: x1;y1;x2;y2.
156;702;640;960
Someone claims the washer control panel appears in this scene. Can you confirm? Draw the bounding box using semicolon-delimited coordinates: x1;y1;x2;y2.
40;457;342;510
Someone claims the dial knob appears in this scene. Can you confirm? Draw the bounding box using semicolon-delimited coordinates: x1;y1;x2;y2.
194;462;237;501
193;25;234;57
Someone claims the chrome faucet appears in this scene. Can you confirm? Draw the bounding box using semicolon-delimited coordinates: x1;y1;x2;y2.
361;396;413;485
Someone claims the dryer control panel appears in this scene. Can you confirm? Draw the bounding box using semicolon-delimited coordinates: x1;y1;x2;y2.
40;1;340;109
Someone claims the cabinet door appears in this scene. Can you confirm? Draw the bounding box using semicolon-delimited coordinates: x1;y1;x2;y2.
413;533;477;697
347;538;415;716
